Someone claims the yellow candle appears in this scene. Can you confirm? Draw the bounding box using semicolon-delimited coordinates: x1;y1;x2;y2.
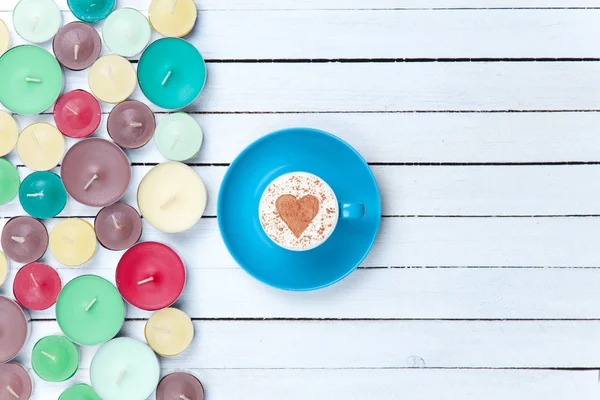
0;19;9;56
17;123;65;171
149;0;197;38
144;308;194;357
0;251;8;287
0;111;18;157
89;55;137;104
49;218;97;266
137;162;207;233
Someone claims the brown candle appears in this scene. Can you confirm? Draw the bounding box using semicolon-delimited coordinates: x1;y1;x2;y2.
1;217;48;264
156;372;204;400
95;203;143;251
53;22;102;71
0;363;32;400
107;100;156;149
0;297;29;363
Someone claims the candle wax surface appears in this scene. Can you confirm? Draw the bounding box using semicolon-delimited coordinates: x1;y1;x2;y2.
19;171;67;219
155;112;203;161
13;262;61;310
0;111;18;157
0;19;9;56
13;0;61;43
53;22;102;71
32;335;79;382
103;8;151;57
107;100;156;149
90;338;160;400
0;363;33;400
1;216;48;264
156;372;205;400
54;90;102;138
17;122;65;171
59;384;102;400
0;159;20;205
0;251;7;287
89;55;137;104
0;46;63;115
68;0;116;23
0;296;28;363
149;0;197;38
56;275;125;346
95;203;143;251
49;218;97;266
145;308;194;356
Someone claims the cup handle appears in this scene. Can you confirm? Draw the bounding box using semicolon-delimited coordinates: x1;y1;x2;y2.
340;203;366;219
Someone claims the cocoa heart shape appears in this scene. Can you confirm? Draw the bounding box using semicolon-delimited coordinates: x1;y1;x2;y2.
275;194;320;238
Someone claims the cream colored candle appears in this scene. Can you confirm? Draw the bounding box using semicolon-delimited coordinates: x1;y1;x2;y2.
0;111;18;157
0;19;9;56
49;218;97;266
144;308;193;356
0;251;8;287
17;122;65;171
149;0;197;38
88;55;137;104
137;162;207;233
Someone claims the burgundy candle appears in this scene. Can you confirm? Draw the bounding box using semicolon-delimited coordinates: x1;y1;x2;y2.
0;296;29;363
156;373;204;400
116;242;186;311
61;138;131;207
0;364;33;400
107;100;156;149
95;203;143;251
13;263;62;311
53;22;102;71
1;217;48;264
54;90;102;138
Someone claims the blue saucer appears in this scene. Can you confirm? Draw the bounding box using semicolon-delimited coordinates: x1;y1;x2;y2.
217;128;381;291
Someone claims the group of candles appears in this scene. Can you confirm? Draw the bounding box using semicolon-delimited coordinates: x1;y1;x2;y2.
0;0;210;399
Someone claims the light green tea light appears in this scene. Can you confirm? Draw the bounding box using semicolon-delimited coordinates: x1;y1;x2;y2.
154;112;204;161
0;159;20;205
13;0;61;43
103;8;151;57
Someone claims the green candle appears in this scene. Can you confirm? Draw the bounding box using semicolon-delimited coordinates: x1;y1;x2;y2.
0;158;20;205
19;171;67;219
59;384;102;400
154;112;203;161
56;275;125;346
0;46;63;115
32;335;79;382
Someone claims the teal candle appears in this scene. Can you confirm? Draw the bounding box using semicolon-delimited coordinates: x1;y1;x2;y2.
155;113;203;161
13;0;62;44
19;171;67;219
32;335;79;382
137;38;207;110
68;0;116;23
59;384;102;400
91;338;160;400
0;46;63;115
56;275;125;346
103;8;151;57
0;159;19;205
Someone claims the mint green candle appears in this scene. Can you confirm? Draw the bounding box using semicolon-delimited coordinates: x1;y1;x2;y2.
0;159;20;205
155;113;203;161
103;8;151;57
0;46;62;115
32;335;79;382
13;0;62;44
19;171;67;219
59;384;102;400
56;275;125;346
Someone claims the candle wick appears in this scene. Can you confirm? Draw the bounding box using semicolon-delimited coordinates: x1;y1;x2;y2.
26;191;44;197
161;70;172;86
125;29;133;40
111;214;121;230
180;395;191;400
25;77;42;83
0;128;6;133
170;134;180;150
11;236;25;244
160;196;176;210
6;386;19;399
129;121;143;128
30;273;39;288
74;43;80;61
106;64;114;80
61;236;73;244
137;276;154;285
31;16;38;32
152;326;171;334
84;174;99;191
116;370;126;385
171;0;178;13
41;351;56;361
85;297;97;312
30;131;41;148
65;104;79;116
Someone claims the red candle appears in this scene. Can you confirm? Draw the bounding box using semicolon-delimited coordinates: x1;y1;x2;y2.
54;90;102;138
13;263;62;311
115;242;185;311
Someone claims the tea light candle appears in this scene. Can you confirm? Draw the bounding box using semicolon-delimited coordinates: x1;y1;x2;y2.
49;218;97;266
156;373;204;400
145;308;194;356
0;46;63;115
107;100;155;149
59;384;101;400
17;122;65;171
155;113;203;161
149;0;197;38
95;203;142;251
0;112;18;157
53;22;102;71
13;0;61;43
1;217;48;264
13;262;61;310
61;138;131;207
116;242;186;311
56;275;125;346
31;335;79;382
103;8;151;57
0;297;29;363
0;19;9;56
0;251;7;287
54;90;102;138
68;0;115;23
137;38;206;110
137;162;207;233
89;55;137;104
19;171;67;219
0;159;20;205
0;364;33;400
90;338;160;400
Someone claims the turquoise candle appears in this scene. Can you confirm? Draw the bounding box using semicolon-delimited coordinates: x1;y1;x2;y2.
59;384;102;400
91;338;160;400
0;159;20;205
19;171;67;219
0;46;63;115
32;335;79;382
103;8;151;57
137;38;207;110
155;113;203;161
13;0;62;44
68;0;116;23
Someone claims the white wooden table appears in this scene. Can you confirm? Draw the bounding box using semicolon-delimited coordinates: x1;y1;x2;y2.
2;0;600;398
